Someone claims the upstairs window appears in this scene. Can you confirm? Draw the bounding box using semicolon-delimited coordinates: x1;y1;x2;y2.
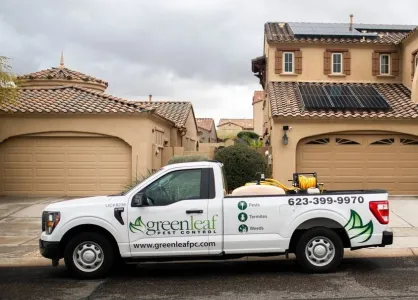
380;54;390;75
283;52;294;73
332;53;343;74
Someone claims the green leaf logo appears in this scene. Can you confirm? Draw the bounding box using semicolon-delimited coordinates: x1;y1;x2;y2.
129;216;146;233
344;210;374;243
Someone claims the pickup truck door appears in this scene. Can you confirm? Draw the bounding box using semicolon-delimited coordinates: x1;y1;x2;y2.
128;167;213;257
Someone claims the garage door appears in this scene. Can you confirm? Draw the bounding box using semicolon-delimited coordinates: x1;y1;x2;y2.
297;134;418;195
0;136;132;196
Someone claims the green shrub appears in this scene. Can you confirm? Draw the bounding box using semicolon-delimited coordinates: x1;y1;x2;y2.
237;131;260;140
168;155;209;165
214;144;270;191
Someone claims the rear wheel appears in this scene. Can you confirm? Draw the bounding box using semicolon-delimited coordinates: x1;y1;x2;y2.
295;227;343;273
64;232;114;279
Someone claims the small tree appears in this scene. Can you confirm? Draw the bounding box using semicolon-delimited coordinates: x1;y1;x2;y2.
168;155;209;165
0;56;19;104
214;144;270;191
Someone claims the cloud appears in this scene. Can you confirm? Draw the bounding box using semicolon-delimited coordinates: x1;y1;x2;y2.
0;0;417;121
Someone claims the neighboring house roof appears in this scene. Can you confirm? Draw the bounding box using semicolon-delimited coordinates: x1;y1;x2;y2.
134;101;192;128
253;91;264;104
268;82;418;119
265;22;416;45
218;119;254;129
17;67;108;87
0;86;155;114
196;118;215;131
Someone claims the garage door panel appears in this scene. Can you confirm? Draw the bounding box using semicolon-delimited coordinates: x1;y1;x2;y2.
0;136;132;196
67;154;97;162
3;168;33;178
298;134;418;195
4;154;33;163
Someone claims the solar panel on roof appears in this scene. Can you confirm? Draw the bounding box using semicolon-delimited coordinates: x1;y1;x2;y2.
297;84;391;111
348;85;391;110
298;84;333;109
288;22;379;38
322;85;362;109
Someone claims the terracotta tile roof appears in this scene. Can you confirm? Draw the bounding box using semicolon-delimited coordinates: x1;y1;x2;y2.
17;67;108;87
134;101;192;128
265;22;416;45
0;86;154;114
268;82;418;119
253;91;264;104
218;119;254;129
196;118;215;131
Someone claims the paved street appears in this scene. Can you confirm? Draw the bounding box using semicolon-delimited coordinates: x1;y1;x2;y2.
1;257;418;300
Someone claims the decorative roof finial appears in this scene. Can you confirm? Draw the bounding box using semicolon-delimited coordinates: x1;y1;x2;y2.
59;51;65;68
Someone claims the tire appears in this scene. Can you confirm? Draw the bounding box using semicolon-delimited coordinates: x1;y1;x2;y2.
295;227;344;273
64;232;115;279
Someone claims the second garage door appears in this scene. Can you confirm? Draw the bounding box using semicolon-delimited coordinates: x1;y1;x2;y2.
297;134;418;195
0;136;132;196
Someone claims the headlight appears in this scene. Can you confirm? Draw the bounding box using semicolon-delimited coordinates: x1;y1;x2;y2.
42;211;60;235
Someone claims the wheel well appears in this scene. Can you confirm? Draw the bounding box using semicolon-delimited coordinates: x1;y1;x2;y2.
59;224;120;259
288;218;351;253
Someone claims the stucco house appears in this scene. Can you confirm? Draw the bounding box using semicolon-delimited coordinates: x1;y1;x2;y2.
253;91;264;136
196;118;218;143
251;18;418;195
217;119;254;139
0;58;198;196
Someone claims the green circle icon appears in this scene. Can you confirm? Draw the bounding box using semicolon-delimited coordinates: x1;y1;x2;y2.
238;213;248;222
238;224;248;233
238;201;248;210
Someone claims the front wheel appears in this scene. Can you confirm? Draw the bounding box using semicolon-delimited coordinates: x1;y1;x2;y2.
64;232;115;279
295;228;343;273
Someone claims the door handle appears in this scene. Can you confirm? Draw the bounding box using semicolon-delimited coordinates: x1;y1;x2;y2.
186;210;203;214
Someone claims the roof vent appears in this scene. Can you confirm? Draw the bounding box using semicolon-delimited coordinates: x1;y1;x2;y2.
349;14;354;31
279;22;285;28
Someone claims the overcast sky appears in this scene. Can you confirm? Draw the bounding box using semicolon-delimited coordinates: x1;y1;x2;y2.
1;0;417;124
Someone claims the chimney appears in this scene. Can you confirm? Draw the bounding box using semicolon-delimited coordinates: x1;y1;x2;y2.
149;94;152;102
349;14;354;31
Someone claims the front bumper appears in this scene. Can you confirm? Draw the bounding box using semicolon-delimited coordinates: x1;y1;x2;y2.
381;230;393;246
39;239;61;260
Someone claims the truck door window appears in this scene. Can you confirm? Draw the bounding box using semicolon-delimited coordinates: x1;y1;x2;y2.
140;169;203;206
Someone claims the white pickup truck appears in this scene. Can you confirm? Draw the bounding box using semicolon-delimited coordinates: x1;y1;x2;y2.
39;161;392;279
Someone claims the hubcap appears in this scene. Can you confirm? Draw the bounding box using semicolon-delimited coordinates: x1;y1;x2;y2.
73;241;104;272
305;236;335;267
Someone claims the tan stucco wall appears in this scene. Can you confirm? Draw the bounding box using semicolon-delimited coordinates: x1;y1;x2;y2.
182;111;198;150
18;79;107;92
270;118;418;184
253;101;264;136
198;127;217;143
267;43;401;83
0;114;173;181
217;123;243;139
401;33;418;89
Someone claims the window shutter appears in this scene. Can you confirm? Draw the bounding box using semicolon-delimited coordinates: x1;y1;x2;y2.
323;51;331;75
275;50;283;74
295;51;302;74
372;52;379;76
343;51;351;75
391;52;400;76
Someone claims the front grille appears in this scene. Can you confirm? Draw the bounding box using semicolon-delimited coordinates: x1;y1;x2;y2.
41;211;48;232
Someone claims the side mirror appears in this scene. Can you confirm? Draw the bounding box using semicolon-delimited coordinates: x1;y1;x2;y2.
132;193;147;207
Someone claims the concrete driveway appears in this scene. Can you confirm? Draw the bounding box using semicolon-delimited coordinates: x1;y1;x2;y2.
0;197;67;260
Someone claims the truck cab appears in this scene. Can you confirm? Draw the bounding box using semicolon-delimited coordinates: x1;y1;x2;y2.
39;161;393;279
